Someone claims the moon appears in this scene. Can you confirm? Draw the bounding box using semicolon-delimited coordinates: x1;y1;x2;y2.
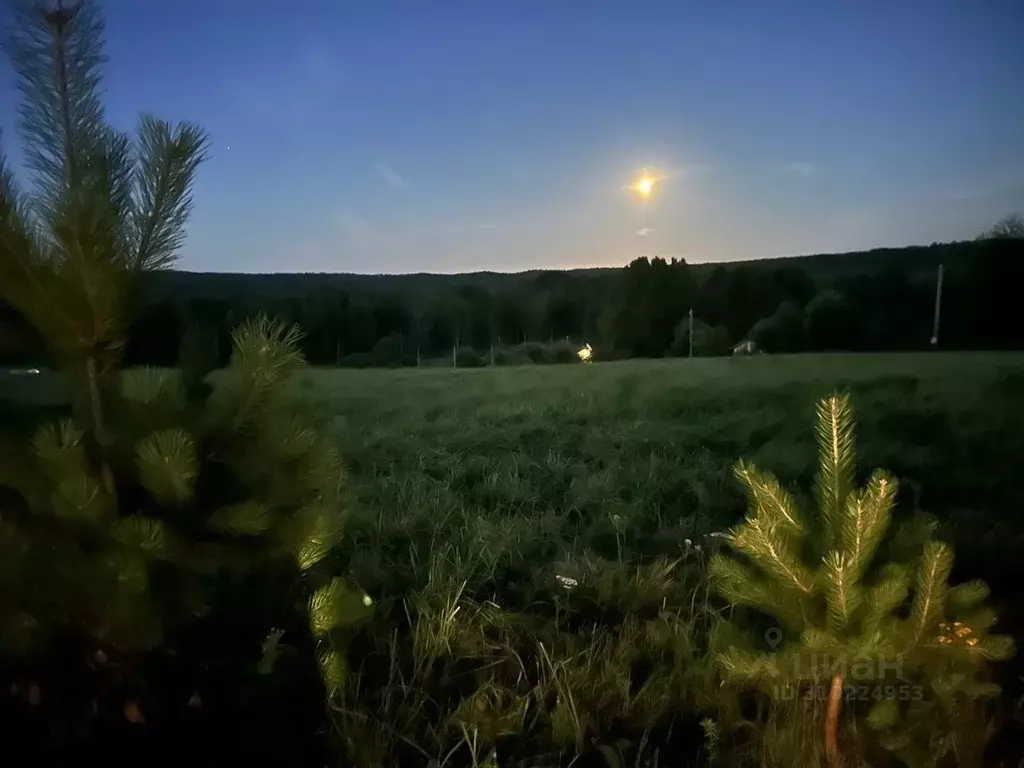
629;168;664;200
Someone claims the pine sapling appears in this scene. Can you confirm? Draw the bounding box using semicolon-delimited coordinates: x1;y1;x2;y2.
709;393;1013;767
0;0;365;744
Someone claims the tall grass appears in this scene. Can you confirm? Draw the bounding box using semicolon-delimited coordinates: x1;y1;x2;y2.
292;353;1024;765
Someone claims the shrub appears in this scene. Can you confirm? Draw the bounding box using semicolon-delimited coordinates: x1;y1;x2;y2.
551;341;576;363
371;333;405;366
672;318;733;357
518;341;551;364
493;347;528;366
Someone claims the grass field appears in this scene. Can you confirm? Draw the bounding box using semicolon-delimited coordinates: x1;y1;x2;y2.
4;352;1024;764
303;353;1024;590
290;352;1024;764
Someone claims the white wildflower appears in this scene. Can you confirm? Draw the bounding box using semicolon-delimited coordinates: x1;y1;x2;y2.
555;574;578;590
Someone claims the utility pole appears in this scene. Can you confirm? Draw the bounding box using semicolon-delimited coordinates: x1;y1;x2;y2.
688;308;694;358
930;264;944;348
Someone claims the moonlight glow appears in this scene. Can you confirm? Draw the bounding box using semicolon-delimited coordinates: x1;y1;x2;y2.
629;168;665;200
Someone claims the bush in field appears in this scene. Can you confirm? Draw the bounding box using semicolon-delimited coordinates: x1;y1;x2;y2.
747;300;805;353
708;392;1013;767
0;1;359;757
498;341;579;365
550;341;576;363
493;346;528;366
371;333;407;366
804;290;860;351
518;341;551;363
672;317;733;356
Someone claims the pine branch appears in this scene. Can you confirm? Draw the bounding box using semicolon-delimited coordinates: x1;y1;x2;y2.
972;635;1014;662
862;563;910;635
814;393;856;548
0;140;52;326
207;315;306;437
74;126;135;263
823;550;859;633
46;126;136;343
733;460;803;533
910;540;953;644
956;607;998;634
716;646;781;683
946;580;990;610
728;517;814;595
111;516;175;560
231;314;305;376
709;555;808;632
280;501;341;571
840;471;895;580
308;578;371;637
318;647;347;693
131;115;209;271
9;0;107;212
208;501;275;536
135;428;197;505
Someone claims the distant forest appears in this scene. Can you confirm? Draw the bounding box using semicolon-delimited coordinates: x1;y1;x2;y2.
2;223;1022;368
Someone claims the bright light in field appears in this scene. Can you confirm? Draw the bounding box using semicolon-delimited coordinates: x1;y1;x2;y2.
578;343;593;363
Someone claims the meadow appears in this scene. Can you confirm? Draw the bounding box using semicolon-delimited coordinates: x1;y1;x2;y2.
291;352;1024;765
3;352;1023;765
312;353;1024;587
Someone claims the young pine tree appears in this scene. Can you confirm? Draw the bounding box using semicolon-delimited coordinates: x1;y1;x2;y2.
709;393;1013;767
0;0;361;754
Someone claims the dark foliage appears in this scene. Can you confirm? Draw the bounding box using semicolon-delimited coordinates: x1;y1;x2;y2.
6;237;1020;369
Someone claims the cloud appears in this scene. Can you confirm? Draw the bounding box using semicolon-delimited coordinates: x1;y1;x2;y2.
636;227;655;237
784;161;816;178
376;162;410;190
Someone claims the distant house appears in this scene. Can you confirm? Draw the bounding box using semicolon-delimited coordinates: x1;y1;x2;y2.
732;340;760;356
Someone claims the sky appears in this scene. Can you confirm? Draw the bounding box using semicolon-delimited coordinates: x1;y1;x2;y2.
2;0;1023;274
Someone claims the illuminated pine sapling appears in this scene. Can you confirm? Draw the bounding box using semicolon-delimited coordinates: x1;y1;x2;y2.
709;393;1013;767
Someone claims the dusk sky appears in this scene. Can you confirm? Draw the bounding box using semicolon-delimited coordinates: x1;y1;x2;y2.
3;0;1024;274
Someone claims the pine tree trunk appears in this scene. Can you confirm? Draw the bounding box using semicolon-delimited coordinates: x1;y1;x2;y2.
825;673;844;768
84;355;118;498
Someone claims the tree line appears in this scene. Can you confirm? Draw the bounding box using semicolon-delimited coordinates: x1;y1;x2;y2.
1;219;1022;368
